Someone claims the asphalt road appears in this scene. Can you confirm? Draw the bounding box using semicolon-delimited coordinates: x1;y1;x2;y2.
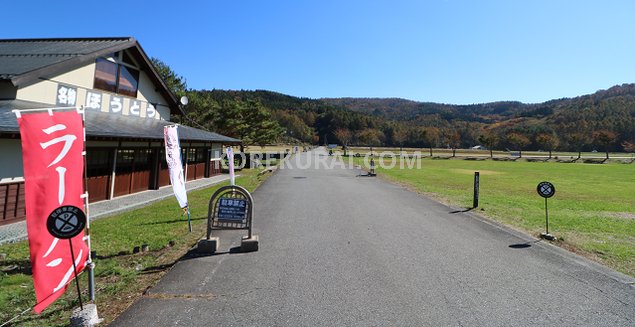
111;148;635;326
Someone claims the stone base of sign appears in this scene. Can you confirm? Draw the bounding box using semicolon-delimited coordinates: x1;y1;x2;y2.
197;237;219;254
241;235;259;252
540;233;556;241
70;303;102;327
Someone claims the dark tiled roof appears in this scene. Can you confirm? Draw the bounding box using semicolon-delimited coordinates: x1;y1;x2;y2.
0;38;133;80
0;100;241;144
0;37;182;116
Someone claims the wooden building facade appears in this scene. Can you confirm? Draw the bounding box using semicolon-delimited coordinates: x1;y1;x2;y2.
0;37;239;226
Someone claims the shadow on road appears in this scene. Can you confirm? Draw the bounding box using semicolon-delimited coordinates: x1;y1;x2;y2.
138;245;245;277
509;240;542;249
449;207;475;214
356;173;376;177
138;216;207;226
179;246;244;261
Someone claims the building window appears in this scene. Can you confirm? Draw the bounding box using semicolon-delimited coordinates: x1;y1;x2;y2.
196;148;206;163
94;58;117;93
116;149;135;173
118;65;139;97
86;148;112;177
94;58;139;97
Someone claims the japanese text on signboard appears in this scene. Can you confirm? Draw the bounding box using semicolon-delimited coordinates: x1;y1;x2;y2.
57;84;158;119
56;85;77;107
217;197;247;221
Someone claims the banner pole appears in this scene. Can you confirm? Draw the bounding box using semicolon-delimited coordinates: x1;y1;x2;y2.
545;197;549;234
184;142;190;185
228;146;235;186
79;106;96;302
187;207;192;232
68;240;83;311
12;106;77;115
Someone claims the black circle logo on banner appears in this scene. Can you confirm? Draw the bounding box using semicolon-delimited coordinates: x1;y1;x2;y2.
46;206;86;239
537;181;556;198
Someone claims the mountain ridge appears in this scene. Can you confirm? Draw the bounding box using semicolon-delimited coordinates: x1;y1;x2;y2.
186;84;635;151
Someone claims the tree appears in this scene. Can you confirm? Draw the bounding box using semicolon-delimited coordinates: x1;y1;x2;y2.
190;98;284;147
392;129;407;154
272;110;314;142
334;128;352;156
506;132;530;158
592;130;618;159
566;132;587;160
356;128;383;147
478;132;499;158
622;140;635;153
447;130;461;157
150;57;190;124
150;57;187;97
535;133;560;159
622;140;635;162
237;100;284;147
423;127;440;156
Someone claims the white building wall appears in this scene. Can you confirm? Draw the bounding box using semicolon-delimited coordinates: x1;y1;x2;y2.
137;72;171;120
15;61;171;120
0;139;24;183
17;63;96;105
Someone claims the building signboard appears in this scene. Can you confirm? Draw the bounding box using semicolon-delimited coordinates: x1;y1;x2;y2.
57;84;161;119
109;95;123;113
55;84;78;107
85;91;102;110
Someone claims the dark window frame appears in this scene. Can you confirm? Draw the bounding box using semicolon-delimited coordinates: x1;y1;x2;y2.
94;57;140;97
94;58;118;93
86;148;113;177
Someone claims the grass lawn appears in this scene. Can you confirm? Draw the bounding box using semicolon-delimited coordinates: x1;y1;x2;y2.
0;168;270;326
358;157;635;277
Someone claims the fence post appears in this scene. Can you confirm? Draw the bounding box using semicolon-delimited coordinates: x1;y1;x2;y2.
473;172;480;208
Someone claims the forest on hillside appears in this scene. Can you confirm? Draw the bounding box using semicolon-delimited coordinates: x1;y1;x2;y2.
152;58;635;154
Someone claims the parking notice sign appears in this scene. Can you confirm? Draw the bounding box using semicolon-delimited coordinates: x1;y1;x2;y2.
537;181;555;198
217;197;247;221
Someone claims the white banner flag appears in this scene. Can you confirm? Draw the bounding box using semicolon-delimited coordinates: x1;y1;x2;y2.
227;146;235;186
164;126;188;208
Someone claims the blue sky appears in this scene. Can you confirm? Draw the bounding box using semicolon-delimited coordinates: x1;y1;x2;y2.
3;0;634;104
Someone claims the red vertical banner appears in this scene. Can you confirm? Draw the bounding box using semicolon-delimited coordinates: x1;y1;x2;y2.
17;111;88;313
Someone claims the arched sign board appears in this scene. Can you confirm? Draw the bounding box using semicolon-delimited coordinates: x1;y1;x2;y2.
207;185;254;240
47;205;86;239
537;181;555;198
205;185;258;252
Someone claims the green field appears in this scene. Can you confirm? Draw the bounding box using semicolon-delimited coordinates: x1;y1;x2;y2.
0;169;269;326
359;157;635;277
